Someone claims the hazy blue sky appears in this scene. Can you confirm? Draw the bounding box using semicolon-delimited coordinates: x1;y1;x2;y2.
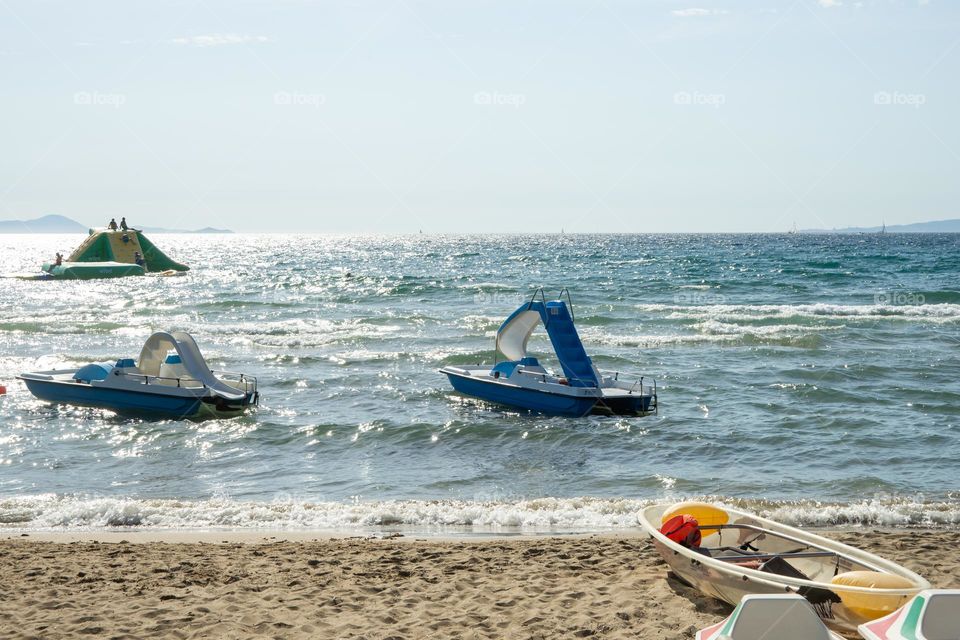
1;0;957;233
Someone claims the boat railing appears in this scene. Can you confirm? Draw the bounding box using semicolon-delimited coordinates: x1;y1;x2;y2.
213;370;258;393
711;551;839;562
115;370;257;394
212;370;257;383
557;288;574;322
528;287;576;323
515;366;594;385
599;369;657;396
116;370;205;388
528;287;549;325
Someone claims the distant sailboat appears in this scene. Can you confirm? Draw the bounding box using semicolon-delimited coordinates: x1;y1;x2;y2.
880;221;886;234
788;222;798;235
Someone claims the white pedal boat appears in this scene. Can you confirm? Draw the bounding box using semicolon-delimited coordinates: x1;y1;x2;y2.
859;590;960;640
640;502;930;634
696;594;844;640
18;331;258;418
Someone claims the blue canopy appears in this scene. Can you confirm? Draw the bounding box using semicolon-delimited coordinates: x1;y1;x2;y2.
73;362;115;383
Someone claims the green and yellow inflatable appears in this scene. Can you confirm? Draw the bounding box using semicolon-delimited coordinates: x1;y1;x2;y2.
42;228;189;279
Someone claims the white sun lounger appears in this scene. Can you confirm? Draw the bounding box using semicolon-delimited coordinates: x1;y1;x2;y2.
696;594;844;640
859;590;960;640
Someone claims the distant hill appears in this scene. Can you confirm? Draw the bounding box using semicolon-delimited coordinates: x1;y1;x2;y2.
140;225;234;234
805;219;960;234
0;214;87;233
0;215;233;234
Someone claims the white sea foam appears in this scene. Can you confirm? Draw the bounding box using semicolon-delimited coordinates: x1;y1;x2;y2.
215;319;404;348
578;326;825;347
0;495;652;531
692;320;844;336
763;499;960;527
574;302;960;347
1;495;957;532
639;302;960;322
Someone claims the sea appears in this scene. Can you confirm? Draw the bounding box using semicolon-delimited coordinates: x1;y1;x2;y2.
0;233;958;533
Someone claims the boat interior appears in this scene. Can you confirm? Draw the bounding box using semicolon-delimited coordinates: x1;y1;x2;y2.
701;522;876;583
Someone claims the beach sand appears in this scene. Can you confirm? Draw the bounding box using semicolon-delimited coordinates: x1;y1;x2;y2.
0;529;956;639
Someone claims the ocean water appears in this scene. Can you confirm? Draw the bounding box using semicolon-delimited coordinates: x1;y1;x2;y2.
0;233;958;532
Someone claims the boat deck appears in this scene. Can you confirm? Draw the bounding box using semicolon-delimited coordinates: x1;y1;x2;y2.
442;364;656;415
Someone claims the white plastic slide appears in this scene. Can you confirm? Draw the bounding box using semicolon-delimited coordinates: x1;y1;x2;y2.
137;331;245;401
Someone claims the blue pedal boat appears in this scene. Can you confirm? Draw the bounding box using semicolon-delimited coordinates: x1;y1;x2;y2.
440;289;657;417
18;331;258;418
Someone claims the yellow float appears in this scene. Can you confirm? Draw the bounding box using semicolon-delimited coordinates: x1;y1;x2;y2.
831;571;916;620
659;501;730;528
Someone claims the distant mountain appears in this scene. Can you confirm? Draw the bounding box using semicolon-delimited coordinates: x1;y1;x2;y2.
0;215;233;234
195;227;233;234
140;225;234;234
805;219;960;234
0;214;87;233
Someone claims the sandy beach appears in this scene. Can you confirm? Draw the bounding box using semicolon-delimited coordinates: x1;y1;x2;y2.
0;528;956;639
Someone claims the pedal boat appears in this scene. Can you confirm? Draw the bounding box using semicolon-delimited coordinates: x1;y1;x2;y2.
440;289;657;417
639;502;930;635
858;589;960;640
696;593;844;640
18;331;257;418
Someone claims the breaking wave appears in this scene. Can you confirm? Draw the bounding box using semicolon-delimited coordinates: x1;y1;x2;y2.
2;495;957;532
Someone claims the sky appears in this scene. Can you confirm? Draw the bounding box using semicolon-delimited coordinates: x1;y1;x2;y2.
0;0;957;233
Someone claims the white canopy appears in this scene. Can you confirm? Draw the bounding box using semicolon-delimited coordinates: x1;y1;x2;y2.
137;331;245;400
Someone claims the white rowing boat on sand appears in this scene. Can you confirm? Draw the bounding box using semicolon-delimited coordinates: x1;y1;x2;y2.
639;502;930;634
